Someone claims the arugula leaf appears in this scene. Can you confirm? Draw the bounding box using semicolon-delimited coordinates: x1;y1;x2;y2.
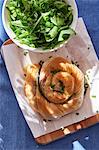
50;15;64;26
11;20;24;27
49;26;58;38
54;1;66;9
58;28;75;42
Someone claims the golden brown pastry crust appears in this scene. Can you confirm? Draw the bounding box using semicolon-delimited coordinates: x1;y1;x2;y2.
24;57;84;120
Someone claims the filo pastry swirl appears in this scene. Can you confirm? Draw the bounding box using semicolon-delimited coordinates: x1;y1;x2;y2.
24;57;84;120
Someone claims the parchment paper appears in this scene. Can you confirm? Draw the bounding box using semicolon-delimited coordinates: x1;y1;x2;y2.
1;18;99;138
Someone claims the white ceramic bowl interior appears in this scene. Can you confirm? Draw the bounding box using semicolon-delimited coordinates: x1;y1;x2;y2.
2;0;78;52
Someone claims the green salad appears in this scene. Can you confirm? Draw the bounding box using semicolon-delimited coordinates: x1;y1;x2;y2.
7;0;75;50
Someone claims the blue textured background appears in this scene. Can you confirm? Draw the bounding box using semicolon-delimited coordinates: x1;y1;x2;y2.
0;0;99;149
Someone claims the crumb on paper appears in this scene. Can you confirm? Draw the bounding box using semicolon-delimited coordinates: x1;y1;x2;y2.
55;50;58;52
43;119;47;122
71;60;79;68
49;56;52;59
24;74;26;77
24;51;29;56
61;126;64;130
96;110;99;114
76;112;79;115
84;77;89;95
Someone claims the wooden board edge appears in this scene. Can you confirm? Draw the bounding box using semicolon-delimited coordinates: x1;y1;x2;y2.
35;114;99;145
3;39;99;144
3;39;13;45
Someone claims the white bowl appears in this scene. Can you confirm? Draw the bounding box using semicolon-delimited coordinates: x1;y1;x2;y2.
2;0;78;53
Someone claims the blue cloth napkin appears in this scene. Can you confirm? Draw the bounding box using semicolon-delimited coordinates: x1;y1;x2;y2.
0;0;99;150
0;38;3;46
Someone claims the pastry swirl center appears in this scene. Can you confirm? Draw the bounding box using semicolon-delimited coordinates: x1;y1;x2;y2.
40;70;75;104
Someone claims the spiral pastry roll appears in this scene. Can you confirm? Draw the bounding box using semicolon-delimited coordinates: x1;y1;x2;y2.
24;57;84;120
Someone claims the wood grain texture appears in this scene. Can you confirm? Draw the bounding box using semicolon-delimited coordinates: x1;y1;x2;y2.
3;39;13;45
4;39;99;145
36;115;99;144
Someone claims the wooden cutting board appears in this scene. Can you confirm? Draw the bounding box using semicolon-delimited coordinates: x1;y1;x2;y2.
3;39;99;144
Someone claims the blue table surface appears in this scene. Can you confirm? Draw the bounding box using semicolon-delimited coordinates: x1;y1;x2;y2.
0;0;99;150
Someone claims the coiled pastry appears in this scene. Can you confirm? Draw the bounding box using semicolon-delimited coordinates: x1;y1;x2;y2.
24;57;84;120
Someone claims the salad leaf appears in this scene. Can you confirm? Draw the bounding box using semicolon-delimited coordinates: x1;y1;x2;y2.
49;26;58;38
11;20;23;27
58;28;75;42
7;0;75;50
50;15;64;26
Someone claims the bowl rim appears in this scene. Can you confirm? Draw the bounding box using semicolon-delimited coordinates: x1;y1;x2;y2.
2;0;78;53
